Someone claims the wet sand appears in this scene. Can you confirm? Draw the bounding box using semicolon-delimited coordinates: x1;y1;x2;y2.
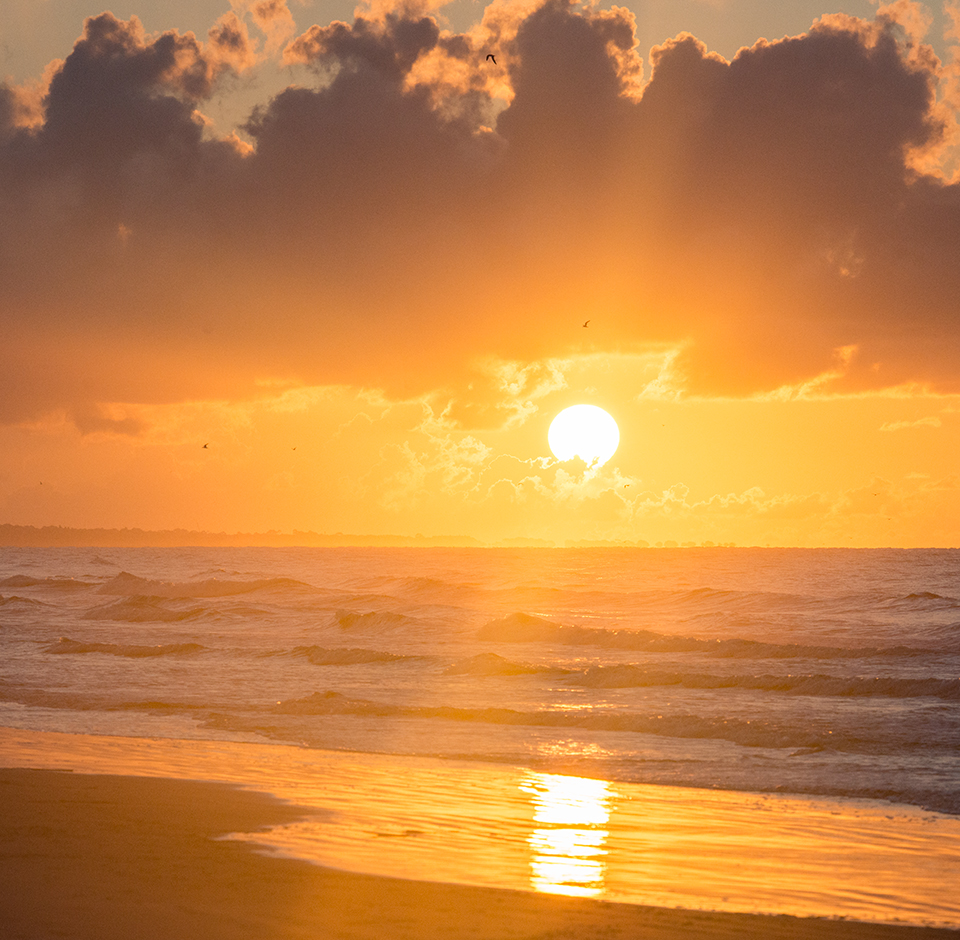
1;768;957;940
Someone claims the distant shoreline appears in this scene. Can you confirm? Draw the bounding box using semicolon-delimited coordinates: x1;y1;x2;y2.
0;523;488;548
0;523;659;548
0;523;948;549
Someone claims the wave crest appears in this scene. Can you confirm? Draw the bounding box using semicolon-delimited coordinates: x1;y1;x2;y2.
290;645;412;666
272;691;848;751
83;596;205;622
443;652;565;677
333;610;420;631
0;575;94;591
45;637;205;657
0;595;42;607
885;592;960;610
568;665;960;700
479;612;937;658
97;571;311;598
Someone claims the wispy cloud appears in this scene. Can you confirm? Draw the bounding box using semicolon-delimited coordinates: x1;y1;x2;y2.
879;416;943;431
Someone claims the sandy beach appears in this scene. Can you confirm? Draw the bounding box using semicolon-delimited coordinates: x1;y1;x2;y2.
2;766;957;940
3;726;959;928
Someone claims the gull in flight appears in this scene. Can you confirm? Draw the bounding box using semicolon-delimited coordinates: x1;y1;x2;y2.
486;54;497;64
583;319;590;328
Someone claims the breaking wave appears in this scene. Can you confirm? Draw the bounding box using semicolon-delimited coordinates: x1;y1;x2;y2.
97;571;311;598
272;691;883;752
565;665;960;700
443;652;567;677
290;645;415;666
478;612;938;658
0;576;43;587
0;575;95;591
0;595;42;607
333;609;421;631
82;596;206;622
45;637;206;657
884;592;960;610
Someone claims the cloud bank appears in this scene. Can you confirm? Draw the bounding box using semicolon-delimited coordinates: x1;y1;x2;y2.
2;0;960;428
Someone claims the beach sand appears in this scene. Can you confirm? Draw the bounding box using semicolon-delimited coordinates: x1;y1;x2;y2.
1;767;957;940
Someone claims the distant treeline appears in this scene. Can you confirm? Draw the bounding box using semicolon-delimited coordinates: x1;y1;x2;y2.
0;524;486;548
0;524;690;549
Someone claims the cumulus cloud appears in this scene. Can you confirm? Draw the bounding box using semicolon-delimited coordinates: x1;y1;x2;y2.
208;12;258;72
2;0;960;429
249;0;297;53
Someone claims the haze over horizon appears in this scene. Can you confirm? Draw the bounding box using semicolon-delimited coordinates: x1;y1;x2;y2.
3;0;960;546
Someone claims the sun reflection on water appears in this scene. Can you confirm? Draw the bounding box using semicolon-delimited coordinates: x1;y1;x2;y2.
520;772;613;898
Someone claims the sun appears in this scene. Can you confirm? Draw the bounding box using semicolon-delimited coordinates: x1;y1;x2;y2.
548;405;620;468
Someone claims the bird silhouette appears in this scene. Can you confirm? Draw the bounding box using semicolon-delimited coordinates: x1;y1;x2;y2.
583;319;590;327
202;443;208;449
486;54;497;64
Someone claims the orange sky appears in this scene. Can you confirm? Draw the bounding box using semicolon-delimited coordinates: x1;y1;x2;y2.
2;0;960;546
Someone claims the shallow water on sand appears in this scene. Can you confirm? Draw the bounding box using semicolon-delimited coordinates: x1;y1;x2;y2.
2;727;958;927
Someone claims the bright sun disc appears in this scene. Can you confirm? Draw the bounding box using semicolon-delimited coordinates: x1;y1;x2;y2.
548;405;620;468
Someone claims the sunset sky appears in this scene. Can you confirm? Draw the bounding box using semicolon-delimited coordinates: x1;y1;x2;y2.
2;0;960;546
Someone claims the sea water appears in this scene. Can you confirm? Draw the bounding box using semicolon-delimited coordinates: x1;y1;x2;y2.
1;547;959;923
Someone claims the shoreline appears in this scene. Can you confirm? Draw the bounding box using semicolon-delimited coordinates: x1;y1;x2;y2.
1;727;959;931
4;531;955;549
2;767;958;940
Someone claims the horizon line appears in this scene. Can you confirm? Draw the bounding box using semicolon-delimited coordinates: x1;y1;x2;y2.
0;523;953;550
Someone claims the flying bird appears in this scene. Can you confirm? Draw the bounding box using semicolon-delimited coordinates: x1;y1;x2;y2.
202;443;208;449
486;54;497;64
583;319;590;328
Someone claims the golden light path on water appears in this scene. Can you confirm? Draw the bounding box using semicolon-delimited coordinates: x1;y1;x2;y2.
521;772;612;898
2;728;960;927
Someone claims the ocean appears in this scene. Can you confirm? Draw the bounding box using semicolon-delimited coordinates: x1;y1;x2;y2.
2;546;959;924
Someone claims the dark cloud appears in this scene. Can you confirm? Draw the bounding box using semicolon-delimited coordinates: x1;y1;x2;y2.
285;11;440;78
1;0;960;429
208;12;257;70
250;0;296;50
623;17;955;392
0;85;15;138
254;0;290;23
